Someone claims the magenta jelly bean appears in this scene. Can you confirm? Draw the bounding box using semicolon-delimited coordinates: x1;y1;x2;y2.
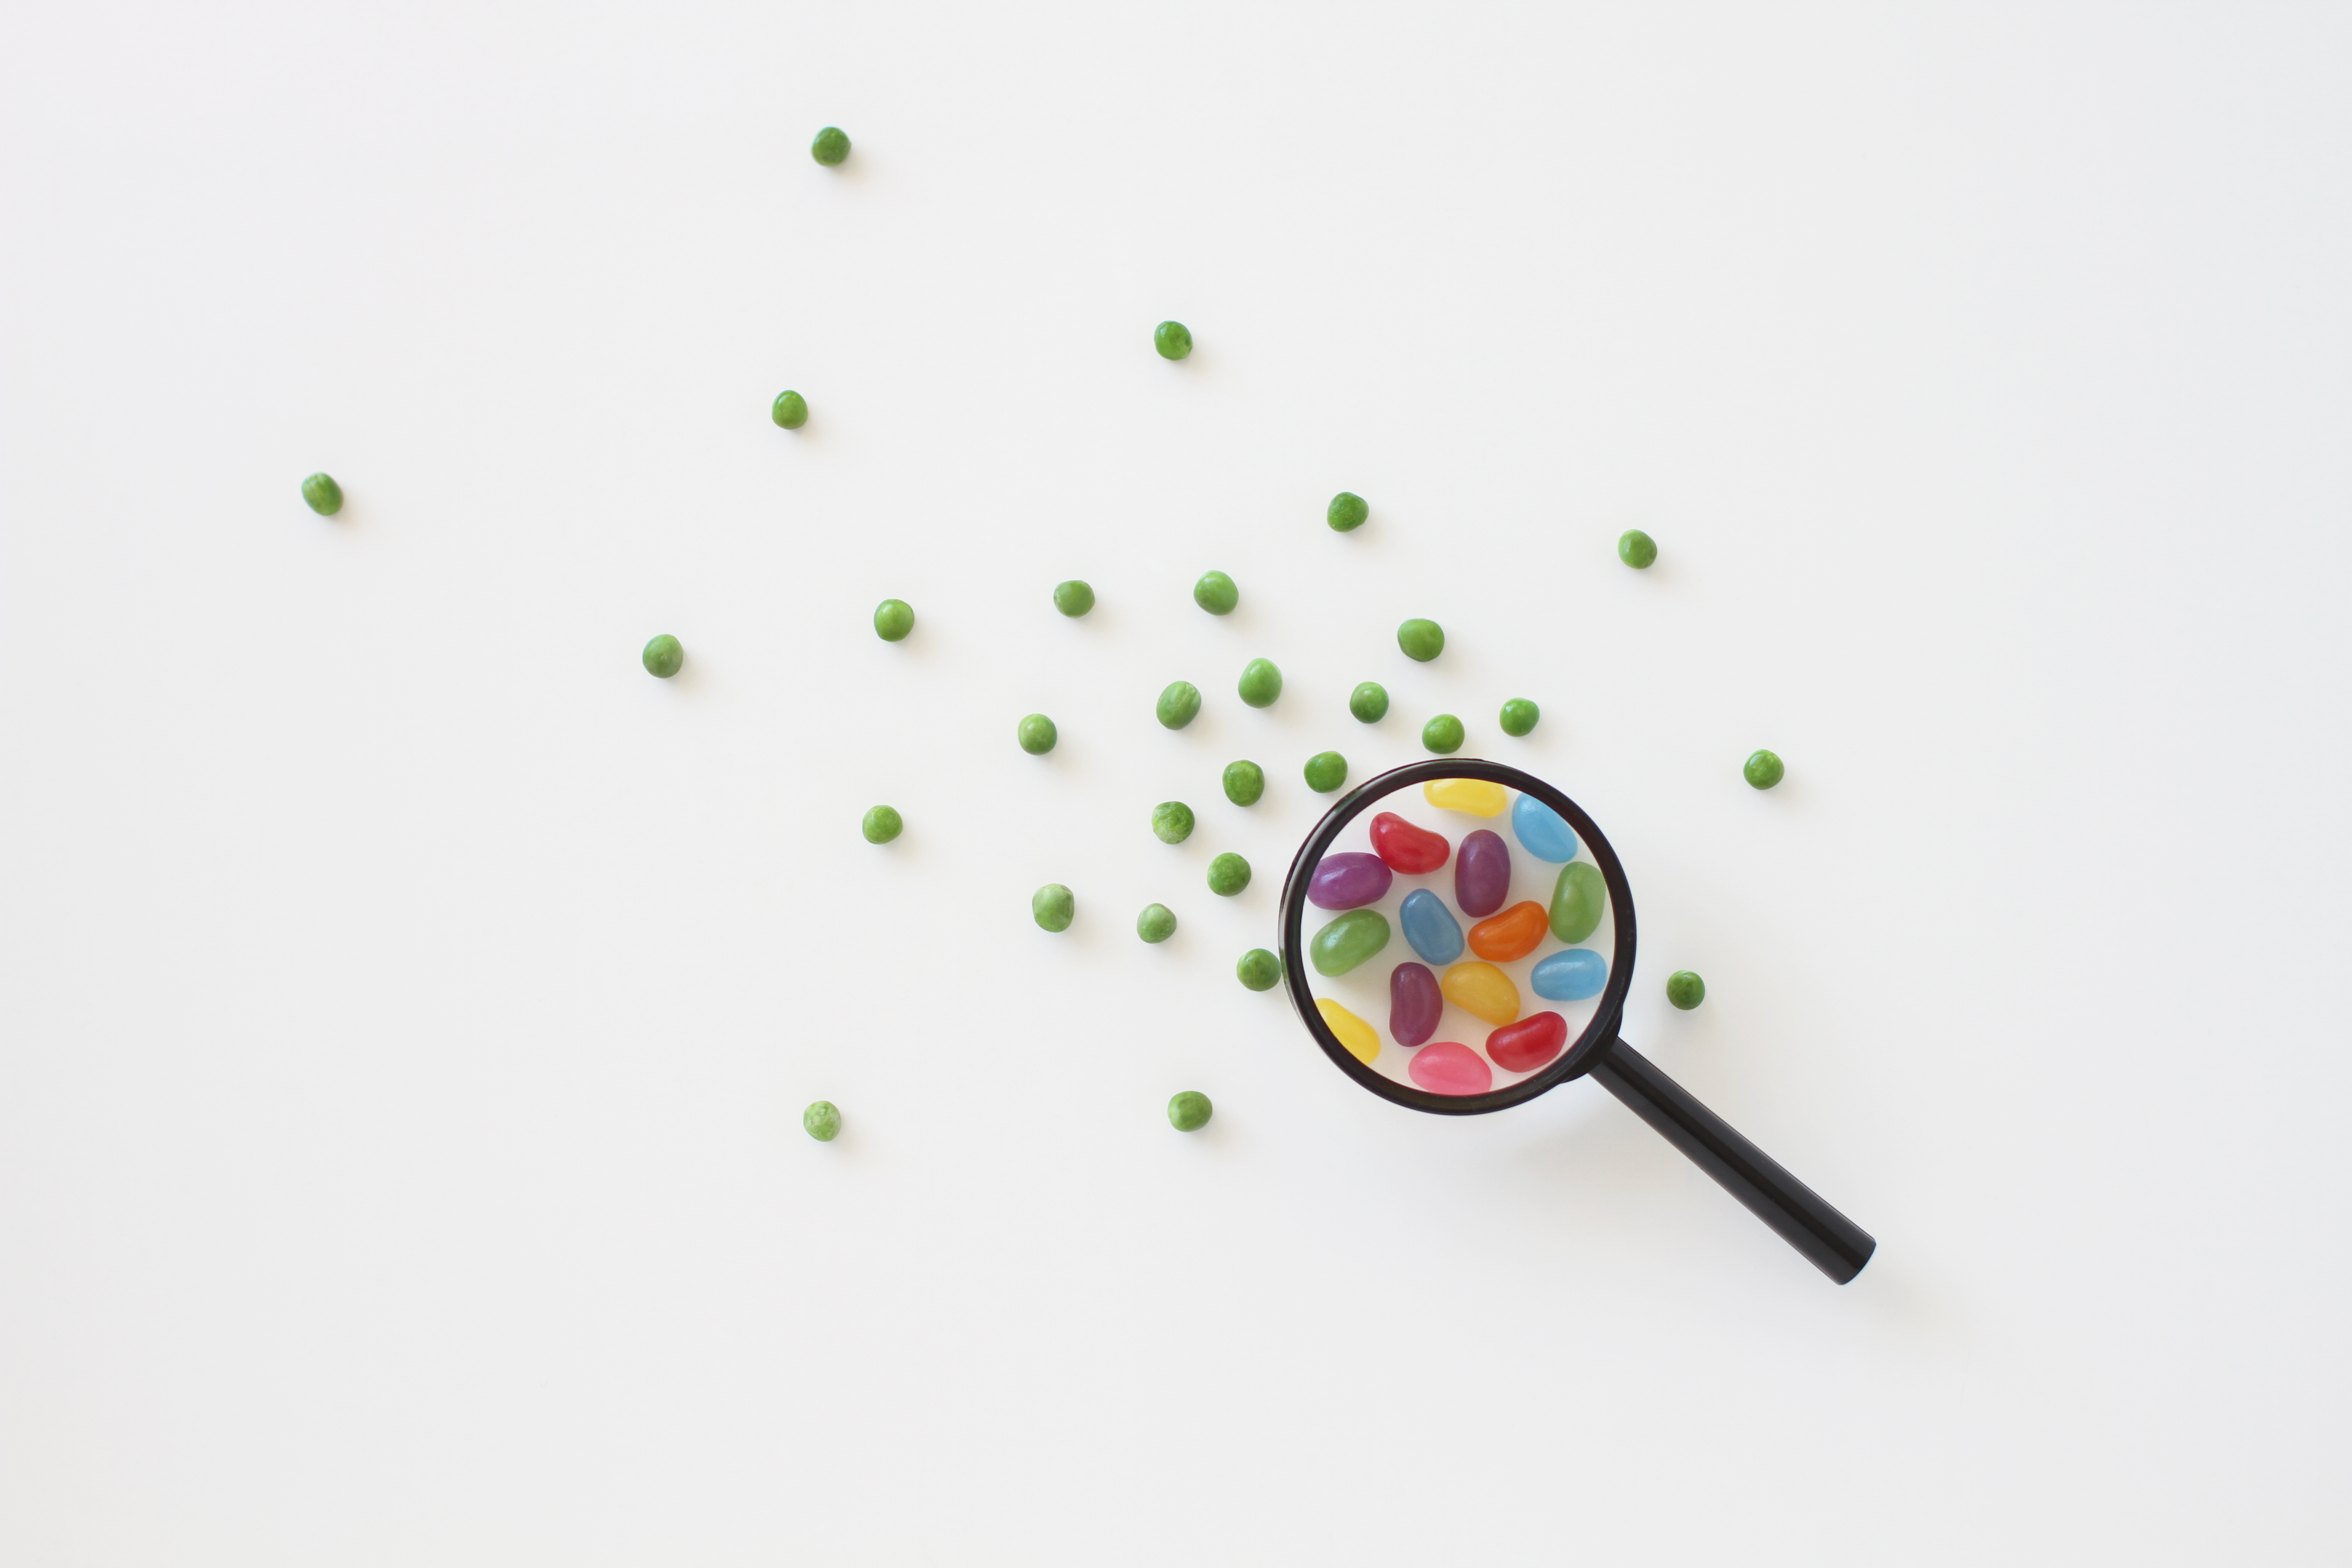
1455;829;1512;918
1308;852;1394;911
1389;961;1442;1048
1408;1041;1493;1096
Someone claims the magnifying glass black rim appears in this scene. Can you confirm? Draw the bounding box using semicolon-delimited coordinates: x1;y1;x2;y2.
1278;758;1638;1116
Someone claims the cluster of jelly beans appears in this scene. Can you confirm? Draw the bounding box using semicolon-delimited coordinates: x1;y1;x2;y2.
1304;780;1608;1097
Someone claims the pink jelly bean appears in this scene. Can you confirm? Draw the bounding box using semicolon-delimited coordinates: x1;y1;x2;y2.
1408;1041;1494;1095
1486;1010;1567;1073
1388;961;1442;1048
1308;852;1395;910
1455;829;1511;918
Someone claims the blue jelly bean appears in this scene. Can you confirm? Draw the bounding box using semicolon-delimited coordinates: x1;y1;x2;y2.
1530;948;1608;1001
1398;888;1465;965
1511;793;1578;863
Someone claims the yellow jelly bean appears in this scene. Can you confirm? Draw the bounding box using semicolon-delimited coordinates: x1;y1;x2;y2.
1317;997;1381;1064
1441;961;1522;1025
1423;778;1509;817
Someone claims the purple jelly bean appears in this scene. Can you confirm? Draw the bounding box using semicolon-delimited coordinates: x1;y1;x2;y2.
1308;852;1394;910
1389;961;1443;1048
1455;829;1511;918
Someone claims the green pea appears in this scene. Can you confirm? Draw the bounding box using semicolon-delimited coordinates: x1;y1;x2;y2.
642;634;684;678
803;1100;842;1141
1499;698;1539;737
1222;760;1264;806
1237;657;1282;708
300;472;343;516
1156;680;1201;730
1303;750;1347;793
1666;970;1706;1009
861;804;902;844
1017;714;1058;755
1744;749;1785;790
1053;579;1095;617
1155;320;1193;360
1167;1090;1212;1132
1193;570;1238;616
1151;801;1195;843
1421;714;1465;754
1618;529;1657;569
1137;903;1178;944
1235;948;1282;991
1397;618;1445;662
1206;853;1251;897
771;390;808;429
1348;682;1389;723
873;599;915;642
1327;491;1368;532
1032;883;1074;932
811;126;851;166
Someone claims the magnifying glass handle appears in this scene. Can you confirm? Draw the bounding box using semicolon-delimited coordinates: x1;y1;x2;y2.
1588;1038;1876;1284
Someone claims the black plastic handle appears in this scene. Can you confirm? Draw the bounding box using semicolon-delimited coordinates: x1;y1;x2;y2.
1587;1039;1877;1284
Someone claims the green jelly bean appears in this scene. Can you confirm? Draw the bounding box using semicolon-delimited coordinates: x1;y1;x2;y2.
1327;491;1368;532
1194;570;1238;616
1349;682;1389;723
1238;658;1282;708
1167;1090;1212;1132
1618;529;1657;569
874;599;915;642
1422;714;1465;754
1223;760;1264;806
1397;618;1445;662
1155;320;1193;361
1303;750;1347;794
1549;862;1605;944
1744;750;1785;790
1157;681;1201;730
1499;698;1539;737
803;1100;842;1141
1235;948;1282;991
1033;883;1074;932
811;126;851;166
1053;579;1095;617
642;634;683;678
1151;801;1195;843
1206;853;1250;897
861;804;902;844
1018;714;1058;755
300;472;343;516
1667;970;1706;1009
772;390;808;429
1137;903;1178;944
1310;909;1391;977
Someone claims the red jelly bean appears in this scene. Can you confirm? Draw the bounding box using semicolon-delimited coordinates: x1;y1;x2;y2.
1467;900;1549;963
1389;961;1442;1048
1408;1040;1493;1095
1455;828;1511;917
1370;812;1450;875
1486;1011;1567;1073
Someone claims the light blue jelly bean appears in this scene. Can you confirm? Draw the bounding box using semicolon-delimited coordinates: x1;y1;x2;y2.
1530;948;1608;1001
1399;888;1465;965
1512;793;1579;863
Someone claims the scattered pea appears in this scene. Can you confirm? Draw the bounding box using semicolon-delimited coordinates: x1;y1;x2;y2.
861;805;902;844
1499;698;1539;737
1422;714;1465;754
1235;948;1282;991
874;599;915;642
1032;883;1075;932
1157;680;1202;730
1151;801;1196;843
1666;970;1706;1009
811;126;851;166
1137;903;1178;944
1618;529;1657;569
300;472;343;516
803;1100;842;1141
1397;618;1445;662
772;390;808;429
1237;657;1282;708
1303;750;1347;793
1018;714;1058;755
1167;1090;1213;1132
1155;320;1193;360
642;634;684;678
1349;681;1389;723
1194;570;1238;616
1206;853;1251;897
1327;491;1368;532
1053;580;1095;617
1744;750;1785;790
1223;760;1264;806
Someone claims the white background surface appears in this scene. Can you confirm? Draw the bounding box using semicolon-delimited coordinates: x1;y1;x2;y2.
4;3;2348;1562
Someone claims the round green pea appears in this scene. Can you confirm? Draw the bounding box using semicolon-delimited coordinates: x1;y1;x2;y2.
1348;682;1389;723
1235;948;1282;991
1499;698;1539;737
1018;714;1058;755
642;634;683;679
873;599;914;642
1053;579;1095;617
1619;529;1658;569
1194;571;1238;616
1155;320;1193;360
772;390;808;429
1032;883;1074;932
1167;1090;1212;1132
300;472;343;516
1744;749;1785;790
1327;491;1368;532
1222;760;1264;807
1237;657;1282;708
811;126;851;166
861;804;902;844
1151;801;1195;844
1156;680;1201;730
1422;714;1465;754
1397;618;1445;662
803;1100;842;1141
1667;970;1706;1009
1206;853;1251;897
1303;750;1347;793
1137;903;1178;944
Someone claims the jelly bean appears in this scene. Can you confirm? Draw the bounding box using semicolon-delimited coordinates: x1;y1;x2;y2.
1389;961;1442;1049
1467;900;1548;963
1308;852;1393;910
1316;998;1381;1064
1370;811;1450;874
1487;1011;1567;1073
1309;909;1390;977
1398;888;1465;965
1549;862;1605;944
1455;828;1511;917
1530;948;1607;1001
1441;961;1520;1025
1409;1041;1492;1096
1423;778;1507;817
1510;793;1578;863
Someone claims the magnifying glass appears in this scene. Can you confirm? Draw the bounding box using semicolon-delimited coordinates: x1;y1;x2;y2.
1279;758;1877;1283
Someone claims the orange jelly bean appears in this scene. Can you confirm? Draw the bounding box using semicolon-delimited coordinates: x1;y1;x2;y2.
1466;900;1549;963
